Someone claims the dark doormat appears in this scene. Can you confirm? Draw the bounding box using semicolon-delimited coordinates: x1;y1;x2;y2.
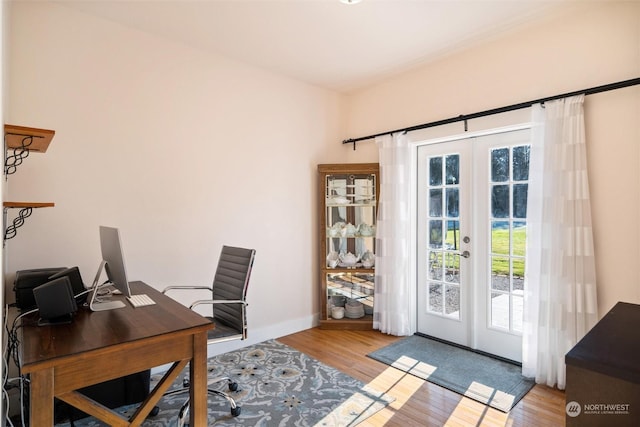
367;334;534;412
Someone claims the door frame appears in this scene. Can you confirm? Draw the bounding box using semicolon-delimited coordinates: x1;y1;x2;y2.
409;123;532;355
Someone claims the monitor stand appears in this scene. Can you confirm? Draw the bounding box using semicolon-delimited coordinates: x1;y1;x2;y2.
89;261;125;312
90;298;126;312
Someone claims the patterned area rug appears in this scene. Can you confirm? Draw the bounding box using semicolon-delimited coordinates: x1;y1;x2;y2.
56;339;393;426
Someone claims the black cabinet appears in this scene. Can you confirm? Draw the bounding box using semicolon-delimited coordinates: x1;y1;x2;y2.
565;302;640;426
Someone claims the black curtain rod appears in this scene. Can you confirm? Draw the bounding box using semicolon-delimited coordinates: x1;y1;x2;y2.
342;77;640;149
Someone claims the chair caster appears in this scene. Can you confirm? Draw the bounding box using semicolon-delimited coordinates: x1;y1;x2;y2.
148;406;160;417
231;406;241;417
229;382;238;392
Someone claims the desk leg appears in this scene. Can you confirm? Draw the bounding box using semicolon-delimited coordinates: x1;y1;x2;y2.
30;368;54;426
190;331;208;426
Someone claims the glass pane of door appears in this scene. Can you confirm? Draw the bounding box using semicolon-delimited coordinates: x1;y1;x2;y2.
428;154;461;319
488;145;529;333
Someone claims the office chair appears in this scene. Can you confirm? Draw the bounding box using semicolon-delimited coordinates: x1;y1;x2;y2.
162;245;256;425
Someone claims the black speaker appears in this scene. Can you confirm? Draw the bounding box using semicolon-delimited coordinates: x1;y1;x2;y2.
33;277;78;326
48;266;88;305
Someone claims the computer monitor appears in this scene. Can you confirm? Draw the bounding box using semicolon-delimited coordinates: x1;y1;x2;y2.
99;225;133;298
88;226;131;311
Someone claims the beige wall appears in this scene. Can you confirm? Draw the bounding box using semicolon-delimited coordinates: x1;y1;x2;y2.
343;1;640;317
4;1;639;346
5;1;347;353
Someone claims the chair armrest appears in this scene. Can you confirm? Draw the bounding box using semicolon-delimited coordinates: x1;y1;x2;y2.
162;285;212;294
190;299;247;310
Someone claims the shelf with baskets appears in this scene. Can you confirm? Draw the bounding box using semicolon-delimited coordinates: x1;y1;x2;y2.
3;125;56;243
318;163;378;330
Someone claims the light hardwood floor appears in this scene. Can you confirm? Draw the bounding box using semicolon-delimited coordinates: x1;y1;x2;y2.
278;328;566;427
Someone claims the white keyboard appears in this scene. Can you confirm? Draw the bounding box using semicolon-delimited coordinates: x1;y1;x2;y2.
127;293;156;308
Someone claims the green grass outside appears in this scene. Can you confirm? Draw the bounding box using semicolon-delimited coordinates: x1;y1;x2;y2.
438;226;526;276
490;226;525;276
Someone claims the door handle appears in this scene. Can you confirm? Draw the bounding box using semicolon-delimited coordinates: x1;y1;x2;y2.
458;250;470;259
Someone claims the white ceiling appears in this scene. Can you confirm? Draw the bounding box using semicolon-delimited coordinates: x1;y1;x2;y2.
56;0;587;93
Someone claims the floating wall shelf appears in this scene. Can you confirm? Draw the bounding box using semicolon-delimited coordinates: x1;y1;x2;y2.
3;124;56;243
3;202;55;242
4;124;55;176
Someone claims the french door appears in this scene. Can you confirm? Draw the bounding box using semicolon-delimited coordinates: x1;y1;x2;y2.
417;128;530;362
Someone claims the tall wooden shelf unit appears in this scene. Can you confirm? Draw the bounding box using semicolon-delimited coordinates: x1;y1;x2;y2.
318;163;379;330
3;124;55;242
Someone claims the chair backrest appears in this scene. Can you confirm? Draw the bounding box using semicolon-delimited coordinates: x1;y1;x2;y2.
211;246;255;340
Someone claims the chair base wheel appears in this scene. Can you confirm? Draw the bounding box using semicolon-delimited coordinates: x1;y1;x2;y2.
148;406;160;417
181;406;240;427
229;382;238;392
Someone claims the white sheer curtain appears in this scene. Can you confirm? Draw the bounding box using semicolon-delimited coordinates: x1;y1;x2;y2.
522;95;599;389
373;132;412;336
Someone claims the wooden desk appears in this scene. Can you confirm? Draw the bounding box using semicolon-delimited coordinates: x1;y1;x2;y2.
20;281;213;426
